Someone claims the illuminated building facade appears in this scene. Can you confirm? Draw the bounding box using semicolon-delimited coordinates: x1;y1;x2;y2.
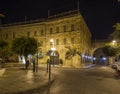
0;11;91;67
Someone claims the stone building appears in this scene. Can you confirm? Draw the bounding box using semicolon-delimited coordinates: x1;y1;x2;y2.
0;11;91;67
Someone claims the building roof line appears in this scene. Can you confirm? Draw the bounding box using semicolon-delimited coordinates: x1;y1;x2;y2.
3;10;81;27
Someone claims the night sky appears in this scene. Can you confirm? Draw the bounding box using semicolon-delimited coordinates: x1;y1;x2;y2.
0;0;120;40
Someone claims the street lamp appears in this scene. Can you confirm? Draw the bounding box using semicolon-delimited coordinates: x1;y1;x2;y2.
47;39;56;80
50;39;56;67
112;40;116;44
35;42;40;72
112;40;117;46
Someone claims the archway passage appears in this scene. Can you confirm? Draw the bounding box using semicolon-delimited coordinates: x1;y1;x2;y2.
93;47;108;65
46;50;59;65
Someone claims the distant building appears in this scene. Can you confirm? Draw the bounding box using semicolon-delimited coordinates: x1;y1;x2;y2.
0;10;91;67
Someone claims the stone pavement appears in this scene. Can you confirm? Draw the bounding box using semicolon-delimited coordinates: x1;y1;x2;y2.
0;63;54;94
0;63;113;94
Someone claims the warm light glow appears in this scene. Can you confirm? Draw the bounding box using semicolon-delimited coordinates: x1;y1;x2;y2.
50;38;56;51
112;40;116;43
112;40;117;45
51;47;56;51
50;39;54;43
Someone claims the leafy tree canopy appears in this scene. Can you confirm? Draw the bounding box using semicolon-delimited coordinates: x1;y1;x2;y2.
103;45;119;57
11;37;37;57
0;40;8;49
110;23;120;40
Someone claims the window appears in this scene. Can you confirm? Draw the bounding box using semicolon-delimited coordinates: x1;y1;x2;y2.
34;31;37;36
56;27;59;33
39;41;43;46
50;28;53;34
27;32;30;37
71;38;74;44
13;32;15;39
63;38;66;45
5;33;8;39
56;39;59;45
71;24;74;31
41;30;43;35
63;25;66;32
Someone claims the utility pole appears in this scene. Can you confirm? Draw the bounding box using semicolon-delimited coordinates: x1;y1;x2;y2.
25;16;27;23
48;10;50;18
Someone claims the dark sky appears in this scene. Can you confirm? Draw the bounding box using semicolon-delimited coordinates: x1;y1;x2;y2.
0;0;120;40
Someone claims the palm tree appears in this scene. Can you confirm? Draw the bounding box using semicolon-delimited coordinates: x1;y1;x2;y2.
65;46;81;66
110;23;120;40
11;37;37;69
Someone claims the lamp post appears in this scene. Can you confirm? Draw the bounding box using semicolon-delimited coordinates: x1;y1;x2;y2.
50;39;56;67
48;39;56;80
36;42;39;72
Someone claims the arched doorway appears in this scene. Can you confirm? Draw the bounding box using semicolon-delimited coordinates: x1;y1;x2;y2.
46;50;59;65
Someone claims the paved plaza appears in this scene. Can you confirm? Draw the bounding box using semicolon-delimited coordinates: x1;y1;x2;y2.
0;63;54;94
0;63;117;94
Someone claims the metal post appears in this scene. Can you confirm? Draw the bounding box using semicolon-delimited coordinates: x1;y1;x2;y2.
53;56;54;67
49;61;51;80
46;62;49;73
33;61;35;72
36;54;38;72
36;42;39;72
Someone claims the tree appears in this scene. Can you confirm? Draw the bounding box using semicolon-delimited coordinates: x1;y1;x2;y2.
103;45;118;56
0;40;8;49
103;45;120;64
0;40;10;62
11;37;38;69
110;23;120;40
65;46;81;66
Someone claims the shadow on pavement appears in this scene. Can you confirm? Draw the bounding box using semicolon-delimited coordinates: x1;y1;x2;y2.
15;79;55;94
